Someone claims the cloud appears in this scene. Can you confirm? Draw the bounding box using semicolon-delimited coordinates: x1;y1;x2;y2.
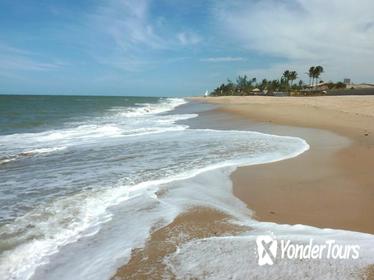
215;0;374;82
92;0;166;51
177;32;202;45
201;56;245;62
87;0;202;71
0;43;62;73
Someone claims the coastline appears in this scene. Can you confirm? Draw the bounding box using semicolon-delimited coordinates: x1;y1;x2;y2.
194;96;374;234
112;96;374;279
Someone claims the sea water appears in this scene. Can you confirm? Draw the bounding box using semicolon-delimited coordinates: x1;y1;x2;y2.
0;95;372;279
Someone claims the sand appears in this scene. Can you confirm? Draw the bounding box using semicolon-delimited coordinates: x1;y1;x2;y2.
195;96;374;234
112;207;247;280
112;95;374;279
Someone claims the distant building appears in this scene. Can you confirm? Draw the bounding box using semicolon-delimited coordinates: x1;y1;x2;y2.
344;78;351;85
306;82;329;90
251;88;261;95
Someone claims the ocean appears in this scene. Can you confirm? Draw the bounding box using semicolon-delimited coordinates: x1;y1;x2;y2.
0;95;373;279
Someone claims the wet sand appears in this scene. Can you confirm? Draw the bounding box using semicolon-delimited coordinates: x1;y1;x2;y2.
112;207;247;280
196;96;374;234
113;96;374;278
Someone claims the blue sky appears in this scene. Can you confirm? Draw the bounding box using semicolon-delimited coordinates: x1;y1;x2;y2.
0;0;373;96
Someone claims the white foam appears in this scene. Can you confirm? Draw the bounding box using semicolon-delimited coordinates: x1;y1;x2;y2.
0;158;17;165
120;98;187;117
161;167;374;280
0;98;194;175
0;99;193;156
21;146;67;155
165;233;374;280
0;147;67;166
6;97;355;280
24;162;374;280
0;129;309;280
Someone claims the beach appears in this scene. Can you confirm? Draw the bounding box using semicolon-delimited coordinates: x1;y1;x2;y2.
1;95;374;279
198;96;374;234
112;96;374;279
2;0;374;278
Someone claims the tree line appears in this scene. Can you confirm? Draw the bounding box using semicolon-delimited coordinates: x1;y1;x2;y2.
209;65;345;96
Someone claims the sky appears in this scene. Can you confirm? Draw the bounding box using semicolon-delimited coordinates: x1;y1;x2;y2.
0;0;373;96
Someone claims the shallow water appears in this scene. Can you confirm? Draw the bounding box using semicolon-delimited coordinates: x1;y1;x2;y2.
1;95;369;280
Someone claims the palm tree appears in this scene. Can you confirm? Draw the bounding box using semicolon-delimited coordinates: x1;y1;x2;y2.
251;77;257;85
314;66;324;85
289;71;298;87
282;70;290;83
308;66;324;87
260;79;268;90
308;66;315;87
270;79;280;91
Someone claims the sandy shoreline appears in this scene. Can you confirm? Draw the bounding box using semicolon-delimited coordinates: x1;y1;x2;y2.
113;96;374;279
195;96;374;234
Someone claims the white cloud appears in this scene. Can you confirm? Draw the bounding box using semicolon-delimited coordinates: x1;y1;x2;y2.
88;0;202;71
215;0;374;82
92;0;166;50
201;56;245;62
0;43;61;74
177;32;202;45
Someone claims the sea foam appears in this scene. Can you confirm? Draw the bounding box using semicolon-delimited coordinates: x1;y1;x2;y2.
1;97;339;280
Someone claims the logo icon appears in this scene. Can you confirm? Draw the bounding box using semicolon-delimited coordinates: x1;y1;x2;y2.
256;235;277;266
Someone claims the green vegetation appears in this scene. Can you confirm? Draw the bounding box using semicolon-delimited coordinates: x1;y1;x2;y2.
210;73;303;96
209;65;347;96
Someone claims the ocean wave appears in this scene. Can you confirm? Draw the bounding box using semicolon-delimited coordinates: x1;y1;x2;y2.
0;98;192;158
9;144;374;280
0;129;309;280
0;147;67;166
0;158;17;165
20;147;67;155
120;98;187;117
